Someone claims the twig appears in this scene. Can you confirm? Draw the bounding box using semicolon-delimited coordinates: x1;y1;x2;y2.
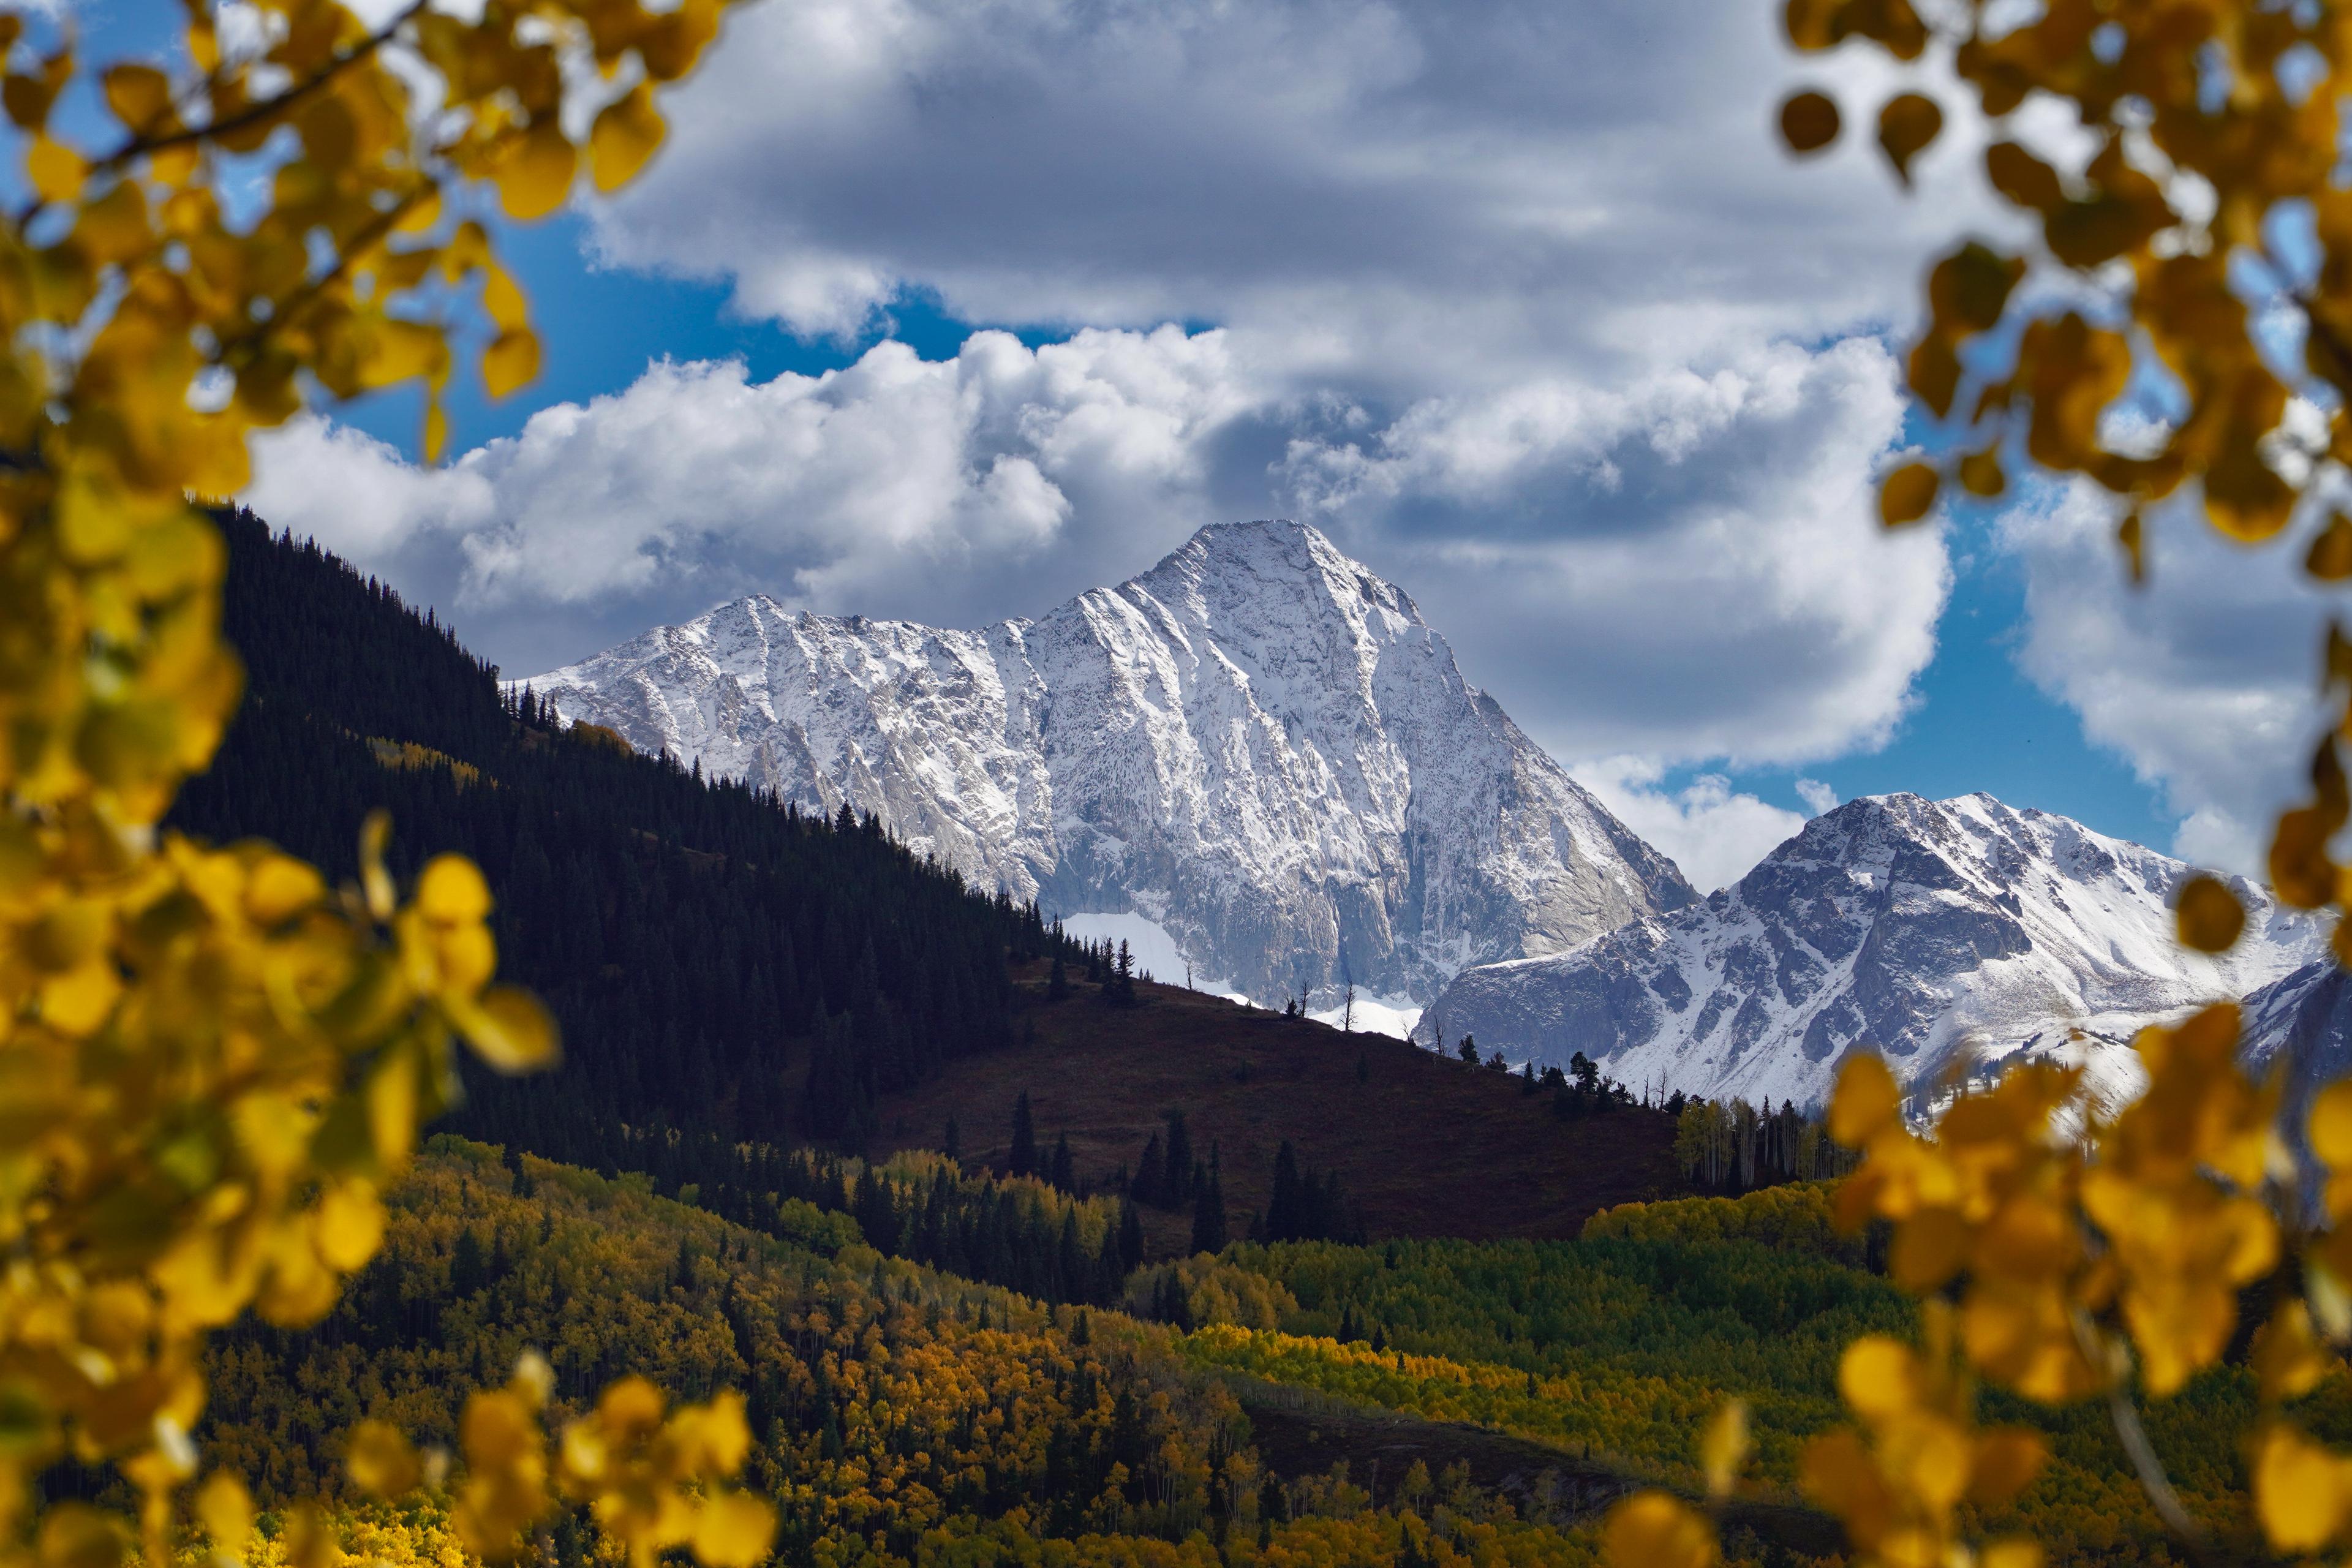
2071;1308;2204;1553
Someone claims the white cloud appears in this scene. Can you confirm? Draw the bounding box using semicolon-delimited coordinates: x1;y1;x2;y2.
249;0;1976;776
2002;482;2330;875
250;327;1950;771
1795;778;1839;815
597;0;1971;389
1573;756;1809;894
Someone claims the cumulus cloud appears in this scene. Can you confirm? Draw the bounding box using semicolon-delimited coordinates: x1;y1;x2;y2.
1573;757;1809;894
251;326;1950;770
1795;778;1839;816
249;0;1976;774
2002;483;2331;874
592;0;1971;385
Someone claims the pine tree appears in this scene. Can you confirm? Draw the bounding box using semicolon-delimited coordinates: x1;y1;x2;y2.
1163;1112;1193;1207
1049;1133;1074;1192
1266;1141;1303;1242
1048;949;1070;1001
942;1115;960;1163
1009;1091;1038;1178
1189;1167;1226;1256
1117;1197;1145;1272
1132;1133;1165;1207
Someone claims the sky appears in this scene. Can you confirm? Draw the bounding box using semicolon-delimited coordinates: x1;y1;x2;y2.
59;0;2350;893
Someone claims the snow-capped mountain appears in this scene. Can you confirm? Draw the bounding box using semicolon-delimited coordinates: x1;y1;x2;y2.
1418;792;2321;1110
517;520;1695;1003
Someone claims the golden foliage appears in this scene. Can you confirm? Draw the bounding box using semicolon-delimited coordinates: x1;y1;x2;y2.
0;0;739;1559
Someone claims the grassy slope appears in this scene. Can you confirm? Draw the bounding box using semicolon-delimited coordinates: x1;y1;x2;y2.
867;962;1686;1256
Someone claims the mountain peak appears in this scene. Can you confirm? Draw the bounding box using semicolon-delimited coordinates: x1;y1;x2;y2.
1425;791;2317;1107
517;522;1692;1005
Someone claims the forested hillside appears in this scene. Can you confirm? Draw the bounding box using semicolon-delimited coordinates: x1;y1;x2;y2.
172;512;1689;1259
170;510;1053;1157
205;1139;1640;1567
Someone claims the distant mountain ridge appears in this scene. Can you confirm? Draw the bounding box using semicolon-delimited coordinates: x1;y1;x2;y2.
1420;791;2322;1110
521;520;1695;1003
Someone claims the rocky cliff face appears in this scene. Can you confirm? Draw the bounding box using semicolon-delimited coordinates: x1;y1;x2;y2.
518;520;1694;1003
1419;792;2318;1109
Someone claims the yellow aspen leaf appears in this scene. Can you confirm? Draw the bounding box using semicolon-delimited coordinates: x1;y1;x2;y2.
2174;873;2245;952
2313;1082;2352;1167
314;1181;384;1270
37;1505;128;1568
27;135;86;205
1985;141;2063;211
513;1349;556;1408
360;319;447;390
2253;1300;2334;1403
195;1472;253;1553
1879;462;1938;527
1778;91;1839;154
1700;1399;1749;1498
1601;1491;1716;1568
1828;1054;1899;1147
2254;1425;2350;1552
417;853;492;924
244;854;325;924
1958;448;2005;497
39;960;123;1037
590;84;666;192
496;122;577;222
483;264;530;333
1838;1336;1917;1422
1877;94;1942;186
1981;1542;2041;1568
74;182;151;265
395;188;442;234
425;399;449;466
1967;1430;2046;1506
2271;803;2338;908
367;1049;419;1170
456;986;560;1073
690;1492;776;1568
2313;512;2352;581
1907;333;1959;420
1889;1205;1968;1291
483;328;542;400
1928;242;2022;336
101;64;172;132
345;1419;421;1498
1782;0;1844;50
596;1375;667;1438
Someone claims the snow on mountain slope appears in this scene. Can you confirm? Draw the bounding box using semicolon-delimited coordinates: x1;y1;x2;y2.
1418;792;2320;1110
517;521;1695;1003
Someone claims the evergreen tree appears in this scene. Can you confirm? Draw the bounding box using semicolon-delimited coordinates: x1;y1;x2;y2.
1457;1034;1479;1066
1117;1198;1145;1272
942;1116;960;1163
1189;1167;1226;1256
1048;949;1070;1001
1162;1112;1193;1207
451;1226;488;1297
1049;1133;1075;1193
1009;1091;1038;1178
1131;1133;1165;1207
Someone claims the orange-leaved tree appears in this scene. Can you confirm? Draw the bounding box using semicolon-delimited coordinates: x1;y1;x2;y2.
0;0;775;1566
1606;6;2352;1568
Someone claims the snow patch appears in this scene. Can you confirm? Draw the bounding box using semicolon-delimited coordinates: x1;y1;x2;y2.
1057;911;1245;1000
1307;993;1424;1041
